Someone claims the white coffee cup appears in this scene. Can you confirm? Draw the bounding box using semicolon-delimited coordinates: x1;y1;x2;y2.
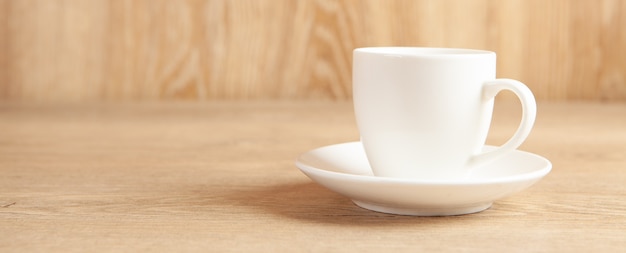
353;47;536;180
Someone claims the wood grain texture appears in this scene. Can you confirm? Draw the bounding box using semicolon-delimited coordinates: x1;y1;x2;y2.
0;0;625;101
0;101;625;252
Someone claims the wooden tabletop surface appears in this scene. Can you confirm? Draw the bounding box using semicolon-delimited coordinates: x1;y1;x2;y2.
1;101;625;252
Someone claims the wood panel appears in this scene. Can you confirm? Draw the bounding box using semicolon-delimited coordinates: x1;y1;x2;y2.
0;0;625;101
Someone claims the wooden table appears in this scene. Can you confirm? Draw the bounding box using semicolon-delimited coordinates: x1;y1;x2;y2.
1;101;625;252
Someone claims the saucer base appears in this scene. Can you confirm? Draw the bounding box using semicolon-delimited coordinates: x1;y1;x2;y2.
296;142;551;217
352;200;492;216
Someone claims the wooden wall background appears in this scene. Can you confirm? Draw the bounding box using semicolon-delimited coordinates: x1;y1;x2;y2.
0;0;625;102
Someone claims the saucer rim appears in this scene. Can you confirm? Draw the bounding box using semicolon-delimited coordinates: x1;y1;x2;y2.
295;141;552;186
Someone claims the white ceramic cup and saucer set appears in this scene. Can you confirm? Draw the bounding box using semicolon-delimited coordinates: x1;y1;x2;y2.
296;47;552;216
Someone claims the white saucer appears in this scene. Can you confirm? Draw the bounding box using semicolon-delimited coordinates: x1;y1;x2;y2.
295;142;551;216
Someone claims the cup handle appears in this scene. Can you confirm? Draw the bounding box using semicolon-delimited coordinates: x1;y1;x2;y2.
468;78;537;167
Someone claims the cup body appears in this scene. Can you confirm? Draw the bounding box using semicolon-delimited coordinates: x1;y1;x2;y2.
353;47;497;180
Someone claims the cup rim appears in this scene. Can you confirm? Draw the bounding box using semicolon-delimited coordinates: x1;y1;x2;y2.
354;47;494;57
